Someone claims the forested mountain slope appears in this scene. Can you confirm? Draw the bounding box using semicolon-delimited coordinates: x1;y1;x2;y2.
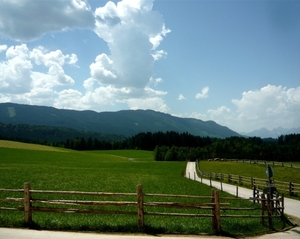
0;103;240;138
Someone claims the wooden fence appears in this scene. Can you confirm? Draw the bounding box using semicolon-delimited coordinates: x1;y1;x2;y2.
217;158;300;169
0;183;285;233
197;162;300;196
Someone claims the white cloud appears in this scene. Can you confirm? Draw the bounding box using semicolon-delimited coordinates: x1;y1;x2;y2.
0;44;33;94
149;77;163;87
93;0;170;89
195;86;209;99
178;94;186;100
30;47;76;85
0;43;78;105
0;44;7;52
193;85;300;132
90;54;117;84
152;49;167;61
126;97;170;113
231;85;300;130
54;89;85;110
0;0;94;41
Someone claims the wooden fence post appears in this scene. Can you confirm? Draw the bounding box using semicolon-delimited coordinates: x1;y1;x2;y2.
24;182;32;225
236;186;238;198
266;193;273;229
289;182;294;196
252;186;256;204
261;193;265;225
137;184;144;230
211;190;221;234
281;194;284;219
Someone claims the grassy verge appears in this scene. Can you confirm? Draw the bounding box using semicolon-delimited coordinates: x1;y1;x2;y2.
198;160;300;200
0;142;288;237
198;160;300;184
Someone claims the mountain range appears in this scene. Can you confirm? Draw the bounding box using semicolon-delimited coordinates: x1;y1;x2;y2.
241;127;300;139
0;103;240;139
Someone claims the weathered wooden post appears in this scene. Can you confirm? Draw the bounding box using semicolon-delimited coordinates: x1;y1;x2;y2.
253;186;256;204
211;190;221;234
281;193;284;220
266;193;273;229
24;182;32;225
137;184;144;230
289;182;294;196
261;193;265;225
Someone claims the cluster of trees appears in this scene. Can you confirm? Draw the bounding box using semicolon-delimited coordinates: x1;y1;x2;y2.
153;134;300;162
60;131;212;151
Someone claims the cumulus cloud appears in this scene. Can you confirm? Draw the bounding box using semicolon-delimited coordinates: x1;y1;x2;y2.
196;85;300;132
74;0;171;111
93;0;170;90
0;0;94;41
150;77;163;87
0;44;33;94
195;86;209;99
126;97;170;113
0;45;7;52
0;44;78;105
178;94;186;100
231;85;300;129
30;47;76;85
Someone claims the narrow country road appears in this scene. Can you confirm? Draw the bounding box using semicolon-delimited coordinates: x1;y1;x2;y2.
185;162;300;219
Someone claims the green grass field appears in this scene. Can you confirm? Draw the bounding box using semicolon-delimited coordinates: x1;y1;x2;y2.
0;141;286;237
199;161;300;184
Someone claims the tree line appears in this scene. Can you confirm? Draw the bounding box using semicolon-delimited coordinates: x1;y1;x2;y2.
1;122;299;162
53;131;300;162
154;134;300;162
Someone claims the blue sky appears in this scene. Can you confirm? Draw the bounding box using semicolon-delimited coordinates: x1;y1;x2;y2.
0;0;299;133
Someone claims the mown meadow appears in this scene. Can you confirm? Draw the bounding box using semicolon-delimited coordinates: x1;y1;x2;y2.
0;141;286;237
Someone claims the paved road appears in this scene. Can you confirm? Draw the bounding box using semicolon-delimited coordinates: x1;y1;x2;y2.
0;228;233;239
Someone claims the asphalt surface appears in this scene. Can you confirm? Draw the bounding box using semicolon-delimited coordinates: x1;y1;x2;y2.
0;228;233;239
0;162;299;239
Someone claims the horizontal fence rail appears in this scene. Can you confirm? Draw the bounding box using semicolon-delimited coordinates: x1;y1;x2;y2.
0;183;286;233
196;161;300;196
207;158;300;169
